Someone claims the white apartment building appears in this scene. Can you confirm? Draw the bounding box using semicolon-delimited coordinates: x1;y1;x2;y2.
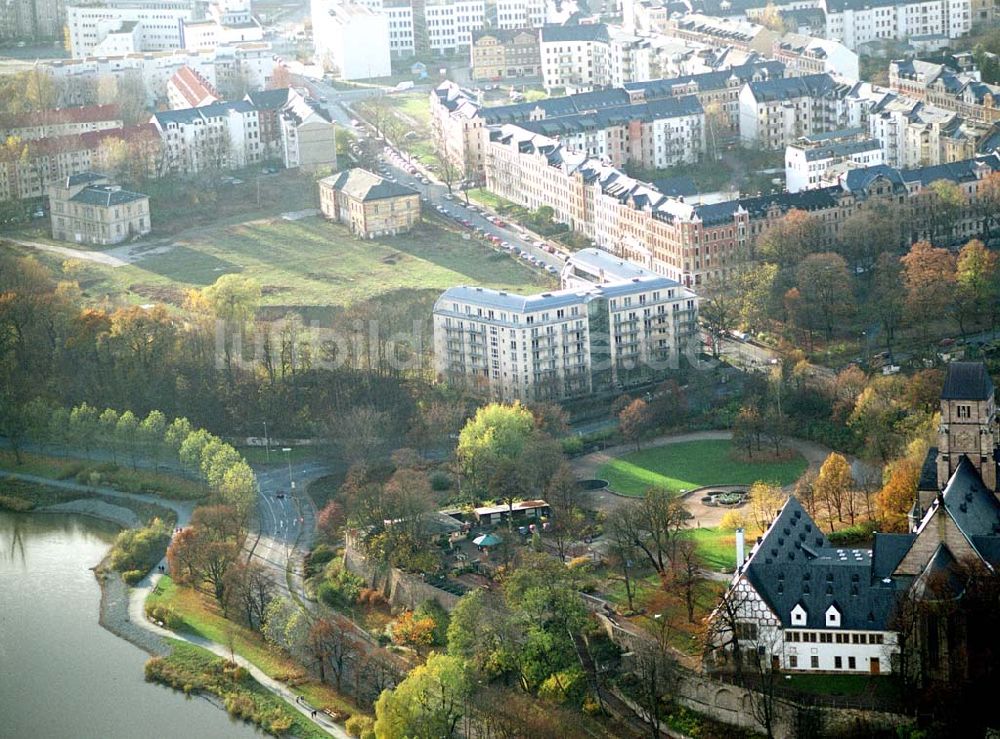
539;23;653;92
433;260;699;401
46;43;276;107
150;100;260;173
312;0;391;79
738;73;855;149
824;0;970;49
771;33;859;81
66;0;195;58
785;129;884;191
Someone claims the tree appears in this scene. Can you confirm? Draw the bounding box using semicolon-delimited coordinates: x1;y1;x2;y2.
956;239;998;332
814;452;854;528
795;252;855;340
613;487;689;576
901;241;956;340
69;403;100;459
733;402;763;458
670;538;702;623
877;456;920;533
456;402;537;503
392;610;437;647
317;500;347;542
700;281;741;357
868;252;904;357
307;613;360;692
139;410;167;467
331;405;389;466
837;199;904;275
921;179;965;244
746;481;786;534
201;274;261;373
374;653;470;739
756;209;823;270
606;510;641;612
223;560;275;630
545;462;586;562
619;398;651;450
116;410;140;470
167;518;241;602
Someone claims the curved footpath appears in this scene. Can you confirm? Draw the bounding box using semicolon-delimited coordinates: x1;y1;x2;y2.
0;470;348;739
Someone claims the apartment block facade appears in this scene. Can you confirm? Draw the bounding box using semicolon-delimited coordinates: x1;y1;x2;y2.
151;100;260;173
66;0;195;58
539;23;652;92
433;260;699;401
0;104;124;141
739;73;856;149
483;121;1000;285
470;27;540;80
318;168;420;237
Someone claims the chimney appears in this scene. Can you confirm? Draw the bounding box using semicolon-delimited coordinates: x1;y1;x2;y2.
736;527;745;568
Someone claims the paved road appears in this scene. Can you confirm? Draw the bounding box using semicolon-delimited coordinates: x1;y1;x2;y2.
247;459;330;605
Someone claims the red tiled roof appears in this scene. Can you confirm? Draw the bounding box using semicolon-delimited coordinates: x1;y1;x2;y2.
1;103;123;130
168;65;220;108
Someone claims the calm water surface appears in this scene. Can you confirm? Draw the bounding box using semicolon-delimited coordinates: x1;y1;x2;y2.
0;511;259;739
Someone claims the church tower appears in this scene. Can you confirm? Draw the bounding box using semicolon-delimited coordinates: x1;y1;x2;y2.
936;362;998;492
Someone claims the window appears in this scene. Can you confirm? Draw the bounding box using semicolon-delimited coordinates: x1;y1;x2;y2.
834;656;842;669
956;405;971;419
810;656;819;669
789;655;798;668
848;656;856;670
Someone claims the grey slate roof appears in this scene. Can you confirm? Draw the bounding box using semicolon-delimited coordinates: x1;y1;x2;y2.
65;171;107;187
743;497;902;630
245;88;292;110
941;361;995;400
322;168;417;201
539;23;609;43
153;100;255;126
512;95;703;136
745;73;842;103
651;175;698;198
69;185;147;207
939;456;1000;537
623;61;785;97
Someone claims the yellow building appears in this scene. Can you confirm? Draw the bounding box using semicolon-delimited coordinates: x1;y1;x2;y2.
48;172;151;246
470;28;540;81
318;168;420;238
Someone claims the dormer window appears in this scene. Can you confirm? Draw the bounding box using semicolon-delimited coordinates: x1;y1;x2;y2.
791;604;807;626
825;604;840;627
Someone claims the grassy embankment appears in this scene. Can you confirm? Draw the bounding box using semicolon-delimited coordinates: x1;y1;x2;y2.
145;640;330;739
10;217;551;323
146;576;362;720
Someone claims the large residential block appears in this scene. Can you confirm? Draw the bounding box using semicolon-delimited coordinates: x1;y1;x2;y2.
890;57;1000;124
470;27;540;81
738;73;856;149
0;124;160;201
151;101;260;174
318;168;419;237
785;128;883;192
66;0;194;58
539;23;652;92
48;172;151;245
246;88;337;170
433;251;699;401
312;0;391;79
167;65;220;109
483;120;1000;285
0;104;124;141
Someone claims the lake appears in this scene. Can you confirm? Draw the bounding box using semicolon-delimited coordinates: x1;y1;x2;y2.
0;510;259;739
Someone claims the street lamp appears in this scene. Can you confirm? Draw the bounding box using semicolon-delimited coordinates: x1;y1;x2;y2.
282;447;294;491
263;421;270;464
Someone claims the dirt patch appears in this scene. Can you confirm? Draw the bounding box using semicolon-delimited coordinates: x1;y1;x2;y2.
129;283;187;305
260;284;290;296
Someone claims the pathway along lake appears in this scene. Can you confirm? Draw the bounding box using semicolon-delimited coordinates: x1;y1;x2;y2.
0;510;258;739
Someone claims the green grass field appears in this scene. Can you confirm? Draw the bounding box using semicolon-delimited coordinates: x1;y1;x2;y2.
598;439;807;496
682;527;736;571
28;217;552;319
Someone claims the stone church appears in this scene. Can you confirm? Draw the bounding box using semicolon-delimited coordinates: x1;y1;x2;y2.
914;361;999;525
713;362;1000;685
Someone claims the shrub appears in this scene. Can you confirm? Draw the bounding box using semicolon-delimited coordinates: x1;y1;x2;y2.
306;544;336;578
96;462;119;473
318;560;365;608
56;462;86;480
0;495;33;512
357;588;387;608
561;436;584;455
414;598;450;646
582;693;603;715
718;510;750;532
391;610;436;647
146;603;184;629
538;667;586;705
567;555;592;571
122;569;145;585
827;522;876;545
429;471;452;491
109;518;171;575
346;715;375;738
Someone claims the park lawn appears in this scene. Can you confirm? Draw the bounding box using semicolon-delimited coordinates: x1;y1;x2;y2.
597;439;807;496
42;217;553;316
779;673;901;702
466;188;518;212
147;576;362;718
0;450;205;500
682;527;736;572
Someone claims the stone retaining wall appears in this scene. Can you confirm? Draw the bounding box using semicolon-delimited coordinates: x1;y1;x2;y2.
344;542;461;613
